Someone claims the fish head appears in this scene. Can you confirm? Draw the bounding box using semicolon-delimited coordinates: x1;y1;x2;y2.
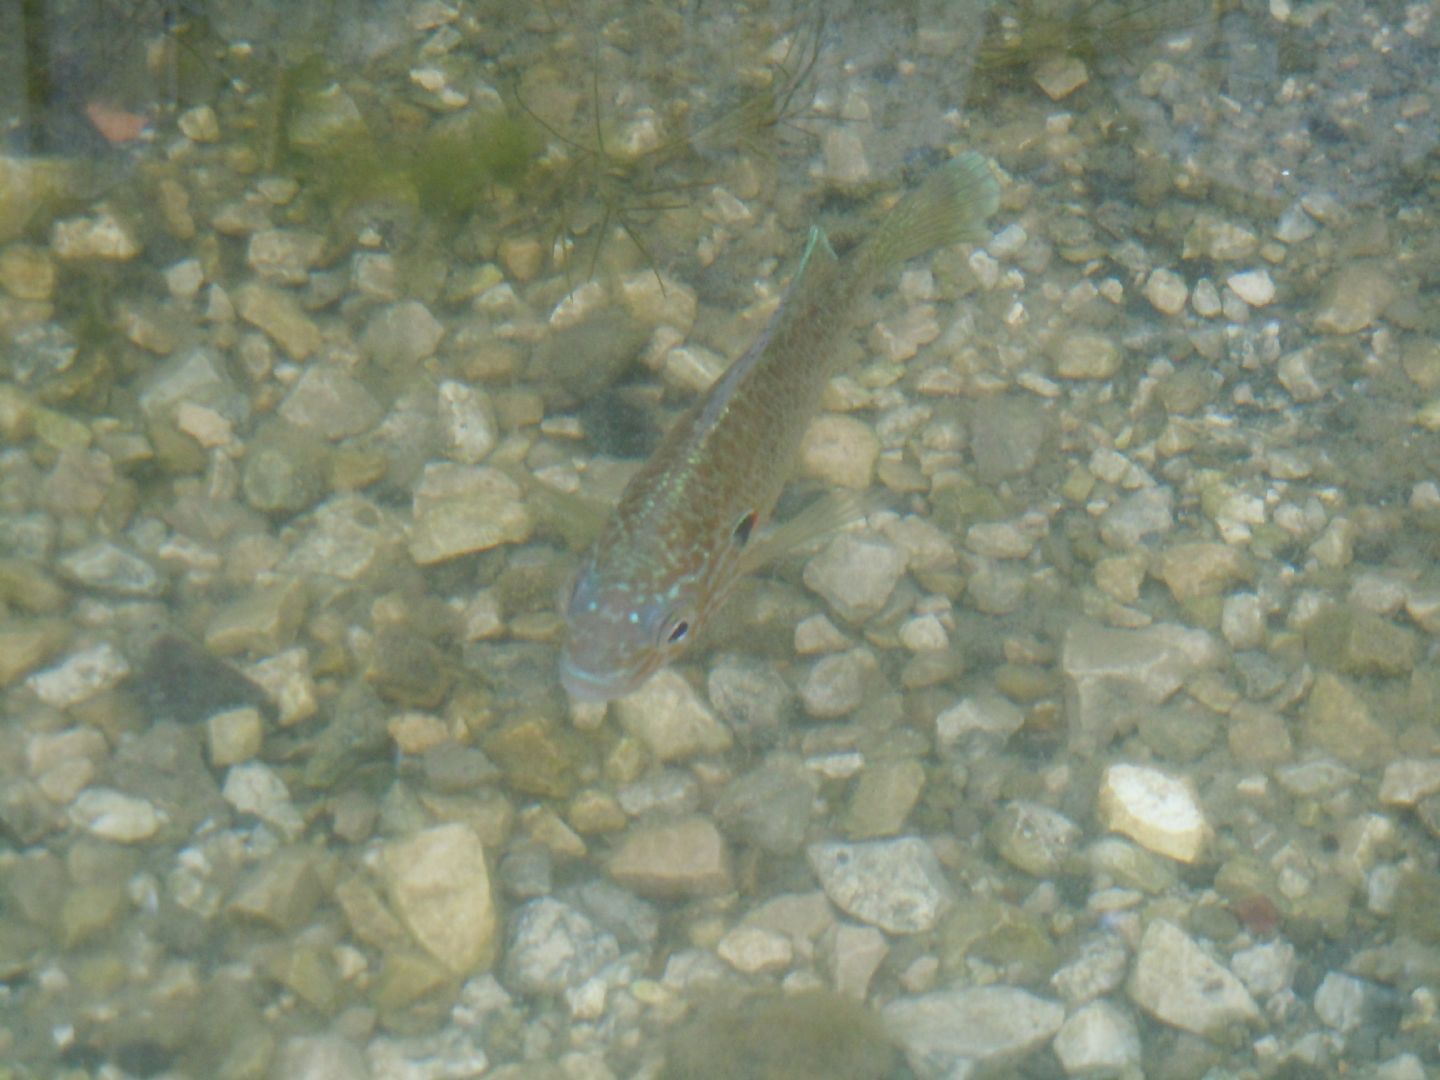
559;554;704;702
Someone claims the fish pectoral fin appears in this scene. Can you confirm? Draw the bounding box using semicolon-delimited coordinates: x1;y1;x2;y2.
738;488;891;576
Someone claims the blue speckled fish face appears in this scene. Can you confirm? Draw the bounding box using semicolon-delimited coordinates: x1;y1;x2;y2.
559;556;703;702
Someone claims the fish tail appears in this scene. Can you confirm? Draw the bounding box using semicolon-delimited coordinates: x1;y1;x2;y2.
858;151;1000;276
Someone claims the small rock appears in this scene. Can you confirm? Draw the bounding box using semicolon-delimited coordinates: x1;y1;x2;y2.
619;269;697;333
989;799;1082;877
800;647;877;719
1231;940;1297;1000
247;228;324;284
821;128;871;188
279;366;382;439
362;300;445;368
1379;759;1440;807
234;283;321;360
1033;54;1089;100
884;985;1064;1072
384;823;498;974
51;208;141;260
223;761;305;840
1143;268;1188;315
56;541;163;597
1098;763;1212;864
1314;971;1373;1033
207;706;264;767
1221;592;1267;650
1304;672;1395;770
409;464;532;564
1128;919;1259;1037
807;837;952;934
504;897;620;994
829;922;888;999
1052;999;1142;1076
1183;216;1258;261
714;754;816;854
1226;268;1275;307
1098;487;1174;549
799;414;880;489
803;534;907;624
705;656;793;746
0;244;56;300
438;380;498;464
273;1034;369;1080
69;787;163;842
716;925;793;974
1158;541;1250;603
1313;261;1396;334
229;847;323;931
608;815;732;898
177;104;220;142
613;669;733;762
936;693;1024;749
843;758;925;840
26;641;130;708
1051;331;1120;379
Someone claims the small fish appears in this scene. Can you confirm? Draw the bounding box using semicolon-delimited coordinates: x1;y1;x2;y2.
560;152;1000;702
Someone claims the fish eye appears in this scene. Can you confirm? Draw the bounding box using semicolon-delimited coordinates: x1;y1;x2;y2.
658;608;694;647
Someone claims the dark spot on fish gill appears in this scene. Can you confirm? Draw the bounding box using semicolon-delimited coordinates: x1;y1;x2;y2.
732;510;758;547
666;619;690;644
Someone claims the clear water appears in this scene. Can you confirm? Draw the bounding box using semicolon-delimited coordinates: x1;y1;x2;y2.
1;1;1438;1077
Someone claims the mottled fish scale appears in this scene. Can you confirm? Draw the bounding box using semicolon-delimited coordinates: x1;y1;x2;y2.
561;152;1000;701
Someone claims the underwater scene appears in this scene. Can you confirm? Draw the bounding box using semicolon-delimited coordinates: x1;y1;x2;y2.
1;0;1438;1076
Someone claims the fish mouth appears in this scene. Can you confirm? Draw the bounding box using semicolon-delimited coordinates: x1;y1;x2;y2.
558;652;643;703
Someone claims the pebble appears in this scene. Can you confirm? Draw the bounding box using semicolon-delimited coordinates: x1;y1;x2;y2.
661;344;726;394
504;897;620;994
716;925;793;974
884;985;1064;1072
705;656;793;746
1313;971;1373;1033
207;706;265;767
1170;285;1210;327
68;787;164;842
1312;261;1396;334
1378;759;1440;807
965;519;1037;559
1051;932;1129;1005
408;464;532;564
56;540;163;597
1183;215;1258;261
1097;487;1175;549
1128;919;1259;1037
619;268;697;334
613;669;733;762
807;837;952;934
799;414;880;489
278;495;405;580
205;579;307;656
871;304;939;363
1098;764;1211;864
842;758;925;839
1052;999;1142;1075
1226;268;1276;307
384;823;498;974
1061;622;1219;743
608;815;732;898
1231;940;1297;1000
989;799;1082;877
229;847;323;932
222;761;305;840
1303;672;1395;769
1051;330;1121;379
246;228;324;285
51;208;142;260
714;755;816;854
1158;541;1250;603
803;534;907;624
1274;203;1317;243
26;641;130;708
234;283;321;360
1277;346;1326;402
1143;267;1188;314
1033;54;1089;100
438;380;498;464
1221;592;1267;650
362;300;445;367
273;1034;369;1080
821;127;871;188
278;365;382;440
800;647;876;719
935;693;1024;749
177;104;220;142
0;243;56;299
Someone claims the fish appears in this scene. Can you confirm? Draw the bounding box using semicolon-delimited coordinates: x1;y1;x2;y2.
559;151;1001;702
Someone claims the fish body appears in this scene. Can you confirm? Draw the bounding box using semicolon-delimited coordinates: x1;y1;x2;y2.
561;152;1000;702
